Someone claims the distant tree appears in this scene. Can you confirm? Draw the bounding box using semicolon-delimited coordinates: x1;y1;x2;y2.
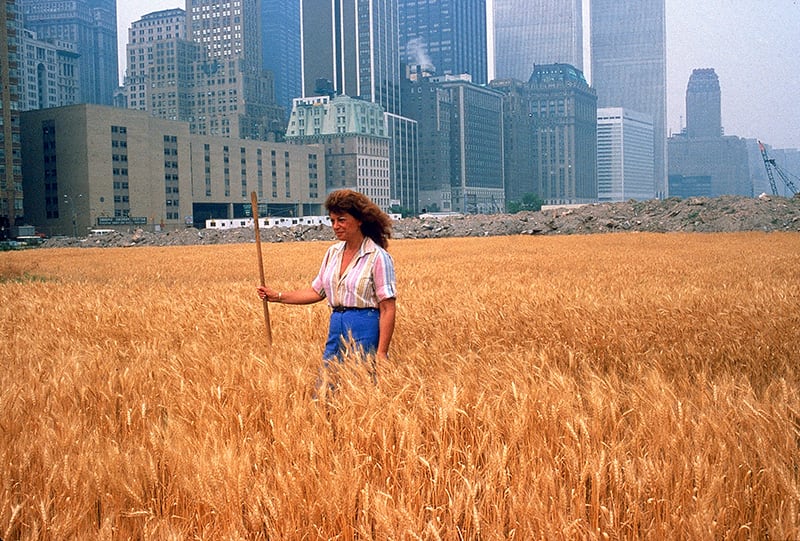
389;204;415;218
506;193;544;213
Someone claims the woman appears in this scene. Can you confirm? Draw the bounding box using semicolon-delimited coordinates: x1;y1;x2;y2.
257;189;397;370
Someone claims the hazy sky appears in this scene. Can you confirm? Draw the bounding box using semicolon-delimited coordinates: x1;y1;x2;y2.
117;0;800;149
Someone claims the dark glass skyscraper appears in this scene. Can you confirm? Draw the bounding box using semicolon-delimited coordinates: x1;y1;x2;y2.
21;0;118;105
591;0;667;197
300;0;401;116
262;0;302;118
686;68;722;139
398;0;487;84
492;0;583;81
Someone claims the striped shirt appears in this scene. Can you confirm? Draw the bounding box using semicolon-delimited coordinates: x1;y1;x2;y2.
311;236;396;309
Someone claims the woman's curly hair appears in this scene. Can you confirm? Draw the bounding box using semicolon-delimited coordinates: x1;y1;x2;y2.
325;189;392;249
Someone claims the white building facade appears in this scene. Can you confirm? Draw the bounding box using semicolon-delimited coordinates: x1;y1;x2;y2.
597;108;655;202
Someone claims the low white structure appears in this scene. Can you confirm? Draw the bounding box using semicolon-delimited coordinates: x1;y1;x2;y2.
206;213;401;230
206;215;332;230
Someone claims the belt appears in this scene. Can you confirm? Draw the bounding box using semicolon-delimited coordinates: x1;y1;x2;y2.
332;306;376;312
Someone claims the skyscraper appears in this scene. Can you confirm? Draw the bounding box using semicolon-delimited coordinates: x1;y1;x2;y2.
21;0;118;105
402;71;453;212
489;78;537;205
300;0;418;211
124;9;201;121
596;108;655;202
527;64;597;205
492;0;583;81
398;0;487;84
188;0;261;69
185;0;283;139
686;68;722;139
20;28;80;111
300;0;401;116
262;0;302;117
434;75;505;214
1;0;22;235
591;0;667;197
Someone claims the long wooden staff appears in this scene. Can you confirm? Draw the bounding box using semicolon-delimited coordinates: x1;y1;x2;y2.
251;191;272;348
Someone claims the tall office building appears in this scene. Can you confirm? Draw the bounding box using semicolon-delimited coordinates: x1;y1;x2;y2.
404;71;505;214
686;68;722;139
596;108;655;202
385;113;419;213
435;75;505;214
668;69;750;198
489;78;537;205
124;6;283;139
528;64;597;205
19;29;80;111
183;0;283;139
402;70;453;212
591;0;667;197
300;0;401;116
21;0;118;105
492;0;583;81
398;0;487;84
300;0;418;210
1;0;23;236
124;9;202;121
188;0;260;68
262;0;302;118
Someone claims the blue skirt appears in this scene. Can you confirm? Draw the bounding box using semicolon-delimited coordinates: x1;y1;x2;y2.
322;308;380;362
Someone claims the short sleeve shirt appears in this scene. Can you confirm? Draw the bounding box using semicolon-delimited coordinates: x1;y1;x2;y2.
311;236;396;308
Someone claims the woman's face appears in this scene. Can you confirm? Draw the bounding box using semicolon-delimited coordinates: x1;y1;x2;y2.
330;211;363;244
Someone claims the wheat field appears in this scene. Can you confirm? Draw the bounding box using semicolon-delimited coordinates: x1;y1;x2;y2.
1;232;799;540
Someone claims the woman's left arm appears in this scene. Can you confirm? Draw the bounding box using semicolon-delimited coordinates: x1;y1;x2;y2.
377;297;396;360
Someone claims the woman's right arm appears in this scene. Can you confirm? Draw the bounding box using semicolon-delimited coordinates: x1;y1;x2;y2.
257;286;324;305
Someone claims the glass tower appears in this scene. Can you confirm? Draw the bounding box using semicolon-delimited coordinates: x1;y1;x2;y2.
492;0;583;81
262;0;302;119
398;0;487;84
591;0;667;197
300;0;401;116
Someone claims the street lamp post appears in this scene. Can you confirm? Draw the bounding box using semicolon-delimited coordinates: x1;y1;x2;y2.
63;194;82;237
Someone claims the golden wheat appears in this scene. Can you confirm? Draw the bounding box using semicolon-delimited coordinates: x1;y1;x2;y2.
1;232;799;540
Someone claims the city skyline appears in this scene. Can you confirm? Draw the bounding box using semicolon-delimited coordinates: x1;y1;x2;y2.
117;0;800;150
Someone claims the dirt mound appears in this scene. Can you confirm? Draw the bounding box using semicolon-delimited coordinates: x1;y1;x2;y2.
41;194;800;249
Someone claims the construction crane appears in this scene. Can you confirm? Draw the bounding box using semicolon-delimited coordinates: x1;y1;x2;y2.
758;140;798;196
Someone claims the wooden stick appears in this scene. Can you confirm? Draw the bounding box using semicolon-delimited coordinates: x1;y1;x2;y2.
251;191;272;348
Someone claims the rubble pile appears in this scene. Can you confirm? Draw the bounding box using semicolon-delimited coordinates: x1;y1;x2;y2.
42;194;800;249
